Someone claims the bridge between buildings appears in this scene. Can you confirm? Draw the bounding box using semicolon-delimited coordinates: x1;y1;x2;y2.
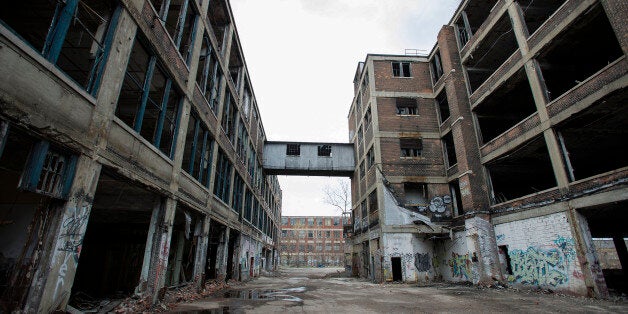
263;142;355;177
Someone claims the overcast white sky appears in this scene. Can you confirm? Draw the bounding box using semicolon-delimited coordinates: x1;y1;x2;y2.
230;0;461;217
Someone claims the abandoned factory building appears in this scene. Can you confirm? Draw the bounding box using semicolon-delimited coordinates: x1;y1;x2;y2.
346;0;627;298
0;0;627;312
279;216;347;268
0;0;282;312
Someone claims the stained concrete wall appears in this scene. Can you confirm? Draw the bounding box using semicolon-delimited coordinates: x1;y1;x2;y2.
434;231;470;283
381;233;436;283
494;212;587;295
263;142;355;176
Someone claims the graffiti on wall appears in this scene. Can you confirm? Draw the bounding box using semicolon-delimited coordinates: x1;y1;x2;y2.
416;195;452;218
448;252;471;280
414;253;431;272
58;206;90;262
507;236;577;287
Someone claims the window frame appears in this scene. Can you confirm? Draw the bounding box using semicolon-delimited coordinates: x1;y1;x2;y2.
392;61;411;77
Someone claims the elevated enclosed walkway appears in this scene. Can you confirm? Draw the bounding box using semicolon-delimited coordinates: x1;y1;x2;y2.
263;142;355;177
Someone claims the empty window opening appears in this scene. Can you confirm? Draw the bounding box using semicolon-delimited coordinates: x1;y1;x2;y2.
518;0;567;35
366;146;375;169
430;50;444;83
364;107;372;129
436;89;450;123
400;138;422;157
206;220;226;279
286;144;301;156
318;145;332;157
392;62;411;77
536;4;623;102
443;132;457;168
579;202;628;295
454;0;499;48
182;113;214;188
153;0;197;62
236;118;248;161
165;206;203;287
70;171;154;304
213;149;233;204
486;136;556;203
207;0;230;54
404;183;428;206
221;93;238;143
396;98;418;115
449;179;464;216
0;0;119;94
368;191;379;227
228;42;244;90
359;161;365;179
195;34;221;113
473;69;537;144
231;174;244;214
464;14;518;92
115;36;182;158
554;88;627;181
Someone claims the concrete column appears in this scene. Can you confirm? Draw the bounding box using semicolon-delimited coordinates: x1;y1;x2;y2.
145;198;177;303
464;215;503;284
568;210;609;298
30;156;102;313
193;215;211;287
136;197;162;294
216;226;230;281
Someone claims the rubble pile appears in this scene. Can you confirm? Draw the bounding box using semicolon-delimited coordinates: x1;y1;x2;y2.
112;280;233;313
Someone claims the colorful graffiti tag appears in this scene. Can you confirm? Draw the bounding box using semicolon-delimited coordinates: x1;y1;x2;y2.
448;252;471;280
507;237;577;287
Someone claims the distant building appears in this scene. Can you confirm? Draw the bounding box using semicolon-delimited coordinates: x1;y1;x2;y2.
280;216;346;267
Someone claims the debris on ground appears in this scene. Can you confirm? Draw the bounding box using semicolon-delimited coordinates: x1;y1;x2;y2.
113;279;234;313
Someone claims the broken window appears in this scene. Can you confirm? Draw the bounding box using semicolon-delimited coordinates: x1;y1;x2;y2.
442;132;457;168
286;144;300;156
213;149;233;203
357;126;364;143
449;180;464;216
400;138;422;157
195;33;222;113
243;87;251;119
396;98;418;115
392;62;411;77
368;191;378;213
236;118;248;161
366;146;375;169
182;113;214;187
244;189;253;222
356;92;362;113
221;93;238;143
435;89;450;123
248;144;256;182
359;161;365;179
430;50;444;83
364;107;372;129
317;145;332;157
19;141;77;199
404;183;428;206
1;0;120;94
150;0;198;63
231;174;244;214
115;36;182;158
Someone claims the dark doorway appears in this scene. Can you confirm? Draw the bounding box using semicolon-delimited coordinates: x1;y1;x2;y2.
226;230;237;281
391;257;402;282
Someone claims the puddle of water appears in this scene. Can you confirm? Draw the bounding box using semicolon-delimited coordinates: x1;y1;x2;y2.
220;287;306;303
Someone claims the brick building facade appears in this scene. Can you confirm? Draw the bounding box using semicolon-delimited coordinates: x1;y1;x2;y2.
280;216;346;267
347;0;627;298
0;0;281;312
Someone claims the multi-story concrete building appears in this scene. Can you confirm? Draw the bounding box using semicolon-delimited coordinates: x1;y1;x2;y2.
280;216;346;267
0;0;281;312
347;0;626;298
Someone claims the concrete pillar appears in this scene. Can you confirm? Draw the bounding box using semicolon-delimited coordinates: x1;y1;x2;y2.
193;215;211;286
136;197;162;294
568;210;609;298
216;226;230;281
30;157;102;313
145;198;177;303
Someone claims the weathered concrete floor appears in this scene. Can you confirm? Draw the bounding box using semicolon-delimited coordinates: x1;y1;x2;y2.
172;267;628;313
